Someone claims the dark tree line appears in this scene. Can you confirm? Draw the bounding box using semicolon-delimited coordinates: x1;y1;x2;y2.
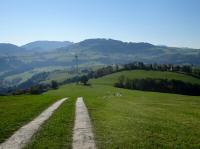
115;76;200;96
12;80;58;95
122;62;194;74
59;62;199;87
60;75;89;86
193;68;200;77
82;62;199;80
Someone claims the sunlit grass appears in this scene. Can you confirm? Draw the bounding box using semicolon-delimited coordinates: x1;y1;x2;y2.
1;70;200;148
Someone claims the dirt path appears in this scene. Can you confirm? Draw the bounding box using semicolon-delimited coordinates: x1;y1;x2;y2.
73;97;96;149
0;98;67;149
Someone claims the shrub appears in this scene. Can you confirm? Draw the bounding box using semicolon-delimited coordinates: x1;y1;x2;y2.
80;75;89;85
51;80;59;89
30;85;46;94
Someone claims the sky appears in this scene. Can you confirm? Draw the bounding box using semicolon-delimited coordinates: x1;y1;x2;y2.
0;0;200;48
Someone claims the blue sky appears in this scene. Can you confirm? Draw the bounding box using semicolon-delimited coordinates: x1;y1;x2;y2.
0;0;200;48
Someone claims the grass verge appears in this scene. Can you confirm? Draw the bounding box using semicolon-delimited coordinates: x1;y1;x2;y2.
25;98;75;149
0;94;63;143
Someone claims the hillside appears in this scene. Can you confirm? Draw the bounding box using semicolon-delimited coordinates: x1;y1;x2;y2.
1;70;200;148
92;70;200;85
59;39;200;64
1;38;200;88
0;43;26;56
22;41;73;52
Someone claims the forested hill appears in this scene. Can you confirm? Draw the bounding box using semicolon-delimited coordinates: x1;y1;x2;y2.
0;43;27;56
59;38;200;64
22;41;73;52
0;38;200;88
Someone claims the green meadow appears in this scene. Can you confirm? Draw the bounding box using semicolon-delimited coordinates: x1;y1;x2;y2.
0;93;64;142
93;70;200;85
0;70;200;148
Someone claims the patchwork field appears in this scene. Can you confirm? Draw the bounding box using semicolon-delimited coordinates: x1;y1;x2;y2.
0;70;200;148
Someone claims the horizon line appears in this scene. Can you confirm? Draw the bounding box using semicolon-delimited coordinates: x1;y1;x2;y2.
0;38;199;50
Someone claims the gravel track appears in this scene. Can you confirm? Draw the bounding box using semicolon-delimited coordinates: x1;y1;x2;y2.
73;97;96;149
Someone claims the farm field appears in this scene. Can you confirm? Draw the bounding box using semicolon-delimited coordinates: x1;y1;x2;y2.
0;70;200;148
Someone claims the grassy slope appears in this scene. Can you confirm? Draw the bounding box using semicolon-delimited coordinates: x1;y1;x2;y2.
26;84;200;148
4;71;34;84
93;70;200;85
2;66;68;86
85;86;200;148
88;71;200;148
1;70;200;148
43;71;74;83
0;91;64;143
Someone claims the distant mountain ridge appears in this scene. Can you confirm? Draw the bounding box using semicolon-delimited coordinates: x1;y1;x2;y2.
0;43;26;56
0;38;200;86
68;38;157;54
0;38;200;88
59;38;200;64
22;40;73;52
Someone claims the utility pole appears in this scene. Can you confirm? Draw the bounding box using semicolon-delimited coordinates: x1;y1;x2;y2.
75;54;79;84
75;54;78;74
